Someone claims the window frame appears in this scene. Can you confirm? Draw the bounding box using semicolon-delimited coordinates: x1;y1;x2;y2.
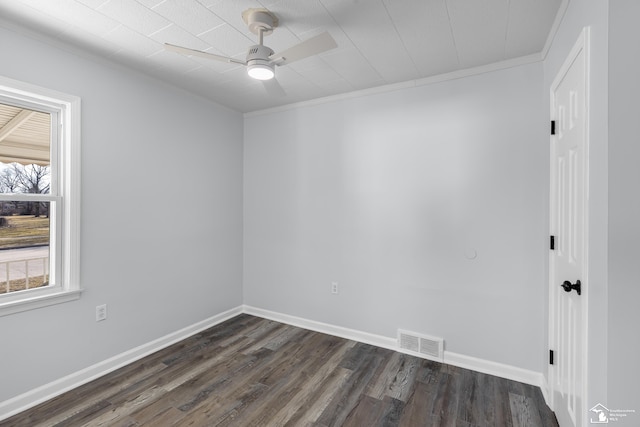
0;75;81;316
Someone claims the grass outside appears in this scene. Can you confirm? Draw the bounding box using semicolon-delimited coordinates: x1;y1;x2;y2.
0;276;48;294
0;215;49;249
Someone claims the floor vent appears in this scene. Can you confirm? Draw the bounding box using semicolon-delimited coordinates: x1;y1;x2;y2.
397;329;444;362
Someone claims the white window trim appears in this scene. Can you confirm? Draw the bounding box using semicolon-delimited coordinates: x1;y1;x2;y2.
0;75;81;316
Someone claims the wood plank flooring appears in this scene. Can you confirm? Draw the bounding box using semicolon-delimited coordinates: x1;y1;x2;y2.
1;314;558;426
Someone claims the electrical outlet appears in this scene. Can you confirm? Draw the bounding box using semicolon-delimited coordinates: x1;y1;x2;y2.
331;282;339;294
96;304;107;322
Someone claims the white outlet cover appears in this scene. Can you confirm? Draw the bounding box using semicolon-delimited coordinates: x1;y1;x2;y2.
96;304;107;321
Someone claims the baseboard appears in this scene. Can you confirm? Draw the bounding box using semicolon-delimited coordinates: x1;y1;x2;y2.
443;351;545;390
242;305;398;351
0;305;243;422
243;305;545;390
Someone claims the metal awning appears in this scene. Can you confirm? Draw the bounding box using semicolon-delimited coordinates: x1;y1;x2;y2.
0;103;50;166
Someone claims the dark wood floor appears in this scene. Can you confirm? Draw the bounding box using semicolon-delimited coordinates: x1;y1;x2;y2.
2;314;558;426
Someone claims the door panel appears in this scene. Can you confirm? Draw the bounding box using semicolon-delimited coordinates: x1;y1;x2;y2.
550;28;589;427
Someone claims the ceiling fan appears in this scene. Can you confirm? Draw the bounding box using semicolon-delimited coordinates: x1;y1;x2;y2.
164;8;338;96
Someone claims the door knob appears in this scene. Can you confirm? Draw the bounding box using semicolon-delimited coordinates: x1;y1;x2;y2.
561;280;581;295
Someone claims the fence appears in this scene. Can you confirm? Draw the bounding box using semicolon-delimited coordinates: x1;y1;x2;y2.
0;256;49;294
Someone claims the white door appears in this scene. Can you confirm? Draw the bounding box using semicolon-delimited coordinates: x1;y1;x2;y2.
549;28;589;427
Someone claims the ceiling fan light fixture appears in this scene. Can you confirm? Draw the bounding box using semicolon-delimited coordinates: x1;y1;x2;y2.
247;61;275;80
165;8;338;93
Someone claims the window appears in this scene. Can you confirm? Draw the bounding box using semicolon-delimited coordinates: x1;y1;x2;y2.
0;75;81;316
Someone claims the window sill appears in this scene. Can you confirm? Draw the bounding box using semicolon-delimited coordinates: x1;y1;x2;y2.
0;289;83;317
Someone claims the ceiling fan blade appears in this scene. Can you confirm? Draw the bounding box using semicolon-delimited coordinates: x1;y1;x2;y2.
262;78;286;97
271;31;337;66
164;43;245;65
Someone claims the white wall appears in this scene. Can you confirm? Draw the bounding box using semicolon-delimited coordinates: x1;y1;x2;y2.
0;24;244;402
244;63;547;372
608;0;640;421
543;0;609;412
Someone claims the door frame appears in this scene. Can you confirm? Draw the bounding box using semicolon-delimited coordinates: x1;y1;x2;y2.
548;26;591;424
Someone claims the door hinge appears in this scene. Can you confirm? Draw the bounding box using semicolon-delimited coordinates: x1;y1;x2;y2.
550;235;555;250
551;120;556;135
549;350;554;365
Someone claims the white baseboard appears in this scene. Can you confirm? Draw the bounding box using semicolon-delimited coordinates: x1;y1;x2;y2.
242;305;398;350
0;305;243;422
1;304;547;421
443;351;545;390
243;305;545;390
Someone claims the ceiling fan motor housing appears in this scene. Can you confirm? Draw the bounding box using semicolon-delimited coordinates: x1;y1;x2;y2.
246;44;275;80
247;44;274;61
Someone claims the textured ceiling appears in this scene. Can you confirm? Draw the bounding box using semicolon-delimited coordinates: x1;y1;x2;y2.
0;0;562;113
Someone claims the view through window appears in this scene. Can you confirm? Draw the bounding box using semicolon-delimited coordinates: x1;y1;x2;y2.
0;102;52;295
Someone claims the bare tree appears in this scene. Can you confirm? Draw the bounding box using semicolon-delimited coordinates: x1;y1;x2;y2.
0;166;22;215
0;163;50;217
0;166;22;193
15;164;50;195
